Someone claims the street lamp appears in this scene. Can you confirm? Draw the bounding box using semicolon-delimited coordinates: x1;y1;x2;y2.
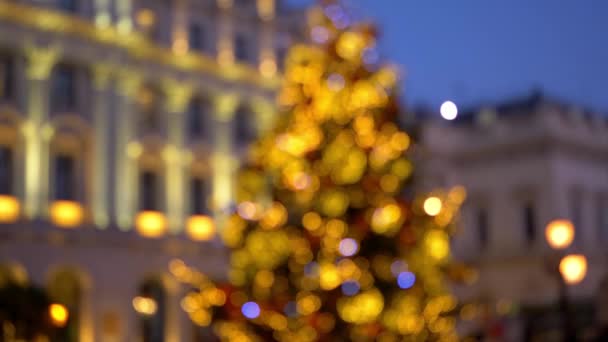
544;219;587;341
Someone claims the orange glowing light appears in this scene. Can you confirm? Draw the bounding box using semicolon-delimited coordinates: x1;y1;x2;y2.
0;195;19;223
132;296;157;315
135;211;167;238
545;219;575;250
559;254;587;285
49;303;69;327
50;200;84;228
186;215;216;241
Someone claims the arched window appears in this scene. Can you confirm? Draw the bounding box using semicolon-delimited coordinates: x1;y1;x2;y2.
0;53;15;103
139;170;160;211
137;86;163;135
187;97;210;140
54;154;76;201
51;64;77;114
0;145;13;195
190;177;209;215
138;277;166;342
48;268;82;342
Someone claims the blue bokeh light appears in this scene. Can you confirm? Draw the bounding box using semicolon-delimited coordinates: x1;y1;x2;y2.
341;281;360;296
241;301;261;319
397;271;416;289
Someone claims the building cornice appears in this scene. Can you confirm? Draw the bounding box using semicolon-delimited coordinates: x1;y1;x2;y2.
0;2;281;90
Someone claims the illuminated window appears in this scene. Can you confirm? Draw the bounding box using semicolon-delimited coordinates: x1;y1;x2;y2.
55;155;75;200
523;204;536;244
0;147;12;194
191;178;208;215
51;65;77;114
188;23;206;52
140;171;159;211
234;33;251;63
58;0;78;13
476;208;489;249
234;106;256;145
138;87;162;133
139;278;166;342
0;55;14;102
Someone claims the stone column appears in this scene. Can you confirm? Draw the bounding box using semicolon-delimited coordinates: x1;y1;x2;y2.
24;46;58;220
216;0;235;66
115;71;141;230
94;0;112;28
171;0;189;55
211;93;240;226
116;0;134;34
162;79;193;234
91;64;112;229
257;0;277;78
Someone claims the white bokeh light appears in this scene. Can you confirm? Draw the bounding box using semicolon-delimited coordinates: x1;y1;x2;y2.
440;100;458;120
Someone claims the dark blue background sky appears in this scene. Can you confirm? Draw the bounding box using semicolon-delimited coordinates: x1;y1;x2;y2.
288;1;608;113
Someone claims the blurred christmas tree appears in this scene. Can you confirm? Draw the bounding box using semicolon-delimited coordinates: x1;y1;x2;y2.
172;1;469;341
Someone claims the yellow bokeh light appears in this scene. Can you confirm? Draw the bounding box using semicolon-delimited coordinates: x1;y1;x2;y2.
186;215;216;241
559;254;587;285
319;263;341;290
49;303;69;327
50;200;84;228
133;296;157;316
0;195;20;223
337;288;384;324
423;197;442;216
371;203;402;235
425;230;450;261
260;202;288;230
545;219;574;250
336;31;366;60
135;211;167;238
302;212;322;231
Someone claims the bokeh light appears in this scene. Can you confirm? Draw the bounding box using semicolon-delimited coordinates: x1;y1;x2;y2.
440;101;458;120
49;303;69;327
339;238;359;257
423;197;442;216
545;219;575;250
559;254;587;285
341;281;360;296
242;301;261;319
397;271;416;289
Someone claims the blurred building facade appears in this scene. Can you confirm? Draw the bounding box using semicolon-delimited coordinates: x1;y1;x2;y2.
0;0;302;340
416;93;608;340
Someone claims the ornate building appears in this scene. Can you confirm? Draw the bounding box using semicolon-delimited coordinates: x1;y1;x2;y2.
416;93;608;340
0;0;303;340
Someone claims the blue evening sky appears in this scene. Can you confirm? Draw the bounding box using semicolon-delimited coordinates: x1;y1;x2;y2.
287;1;608;113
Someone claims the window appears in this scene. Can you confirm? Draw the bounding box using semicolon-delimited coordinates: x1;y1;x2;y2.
523;204;536;244
140;171;158;211
191;178;208;215
570;190;582;243
189;23;205;52
58;0;78;13
276;47;287;71
51;65;77;113
234;107;256;145
138;87;161;133
187;99;206;138
0;55;14;102
234;34;250;63
0;147;12;194
599;195;608;241
55;155;75;200
476;208;489;248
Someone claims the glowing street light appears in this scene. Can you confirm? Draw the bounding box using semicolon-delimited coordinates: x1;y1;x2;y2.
440;101;458;120
49;303;69;327
545;219;575;250
559;254;587;285
132;296;157;316
423;196;442;216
